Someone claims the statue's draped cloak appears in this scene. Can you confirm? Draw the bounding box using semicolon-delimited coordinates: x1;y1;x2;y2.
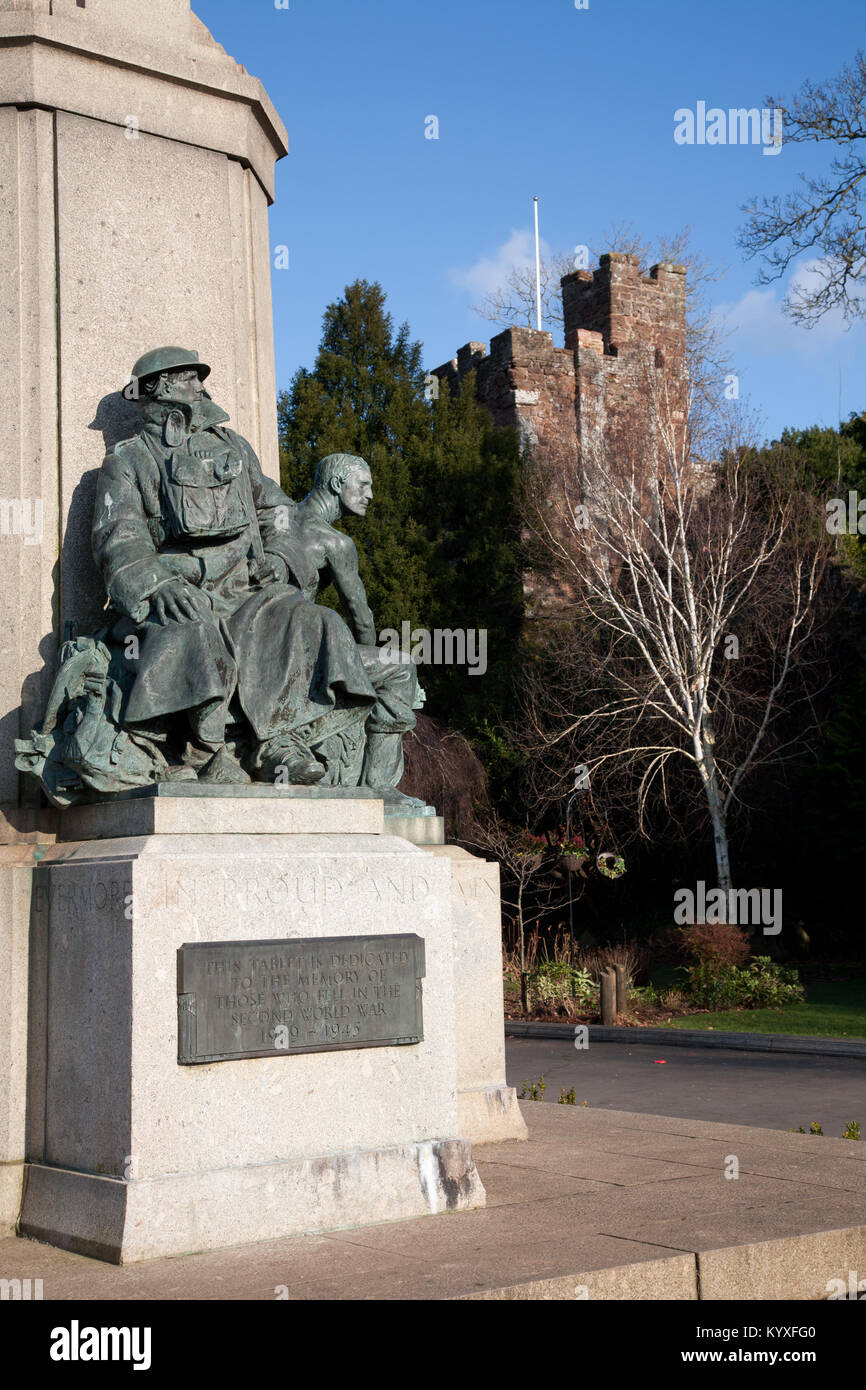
91;400;377;744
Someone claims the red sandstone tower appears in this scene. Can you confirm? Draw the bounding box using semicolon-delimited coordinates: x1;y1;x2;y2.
432;252;687;482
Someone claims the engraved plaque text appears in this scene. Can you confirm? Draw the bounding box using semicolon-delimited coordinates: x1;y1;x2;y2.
177;934;425;1064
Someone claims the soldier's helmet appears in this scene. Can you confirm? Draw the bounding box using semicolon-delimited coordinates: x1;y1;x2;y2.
125;347;211;398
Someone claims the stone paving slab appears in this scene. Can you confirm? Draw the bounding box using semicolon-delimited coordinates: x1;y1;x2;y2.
1;1103;863;1300
477;1165;608;1208
697;1226;866;1302
517;1101;866;1158
604;1202;866;1256
525;1129;866;1178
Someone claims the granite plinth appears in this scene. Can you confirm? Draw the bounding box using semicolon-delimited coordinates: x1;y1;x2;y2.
0;849;34;1233
386;814;446;845
59;789;385;841
19;817;485;1261
118;784;382;799
7;1104;866;1298
425;846;527;1145
21;1138;484;1266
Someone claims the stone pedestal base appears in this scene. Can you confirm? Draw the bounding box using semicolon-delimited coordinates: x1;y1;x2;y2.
19;794;485;1262
21;1138;482;1265
386;813;446;845
427;846;528;1146
0;847;39;1235
457;1085;528;1146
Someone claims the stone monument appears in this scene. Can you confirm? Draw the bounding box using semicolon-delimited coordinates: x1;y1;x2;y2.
1;0;291;1230
0;0;289;840
20;788;490;1261
1;0;525;1259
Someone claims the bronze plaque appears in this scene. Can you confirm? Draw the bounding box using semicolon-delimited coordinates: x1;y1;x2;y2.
177;934;425;1064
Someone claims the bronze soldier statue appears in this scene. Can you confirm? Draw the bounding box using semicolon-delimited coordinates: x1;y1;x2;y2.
17;350;382;802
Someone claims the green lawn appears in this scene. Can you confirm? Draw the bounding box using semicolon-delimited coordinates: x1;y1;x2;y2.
661;977;866;1039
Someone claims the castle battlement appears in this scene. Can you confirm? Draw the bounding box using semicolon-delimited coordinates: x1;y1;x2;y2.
432;252;688;471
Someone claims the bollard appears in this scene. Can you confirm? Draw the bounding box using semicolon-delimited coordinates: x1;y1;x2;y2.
614;963;627;1016
600;968;617;1025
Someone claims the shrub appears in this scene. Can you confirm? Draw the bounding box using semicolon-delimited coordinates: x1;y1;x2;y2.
528;960;596;1011
686;956;804;1010
629;983;660;1006
791;1120;861;1140
401;715;487;840
680;923;751;971
518;1077;546;1101
580;939;652;988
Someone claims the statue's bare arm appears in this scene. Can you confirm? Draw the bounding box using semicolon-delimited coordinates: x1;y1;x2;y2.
328;534;376;645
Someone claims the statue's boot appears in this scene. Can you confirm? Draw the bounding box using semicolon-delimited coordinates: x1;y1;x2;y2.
163;764;198;783
360;730;430;814
360;729;404;789
260;751;326;786
377;786;431;814
252;731;327;786
198;745;251;784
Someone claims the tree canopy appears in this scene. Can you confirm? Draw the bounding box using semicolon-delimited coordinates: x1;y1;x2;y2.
278;278;524;738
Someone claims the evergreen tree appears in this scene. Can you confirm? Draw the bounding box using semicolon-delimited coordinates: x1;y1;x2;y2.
279;279;432;633
421;371;523;734
738;415;866;949
740;413;866;579
278;279;524;744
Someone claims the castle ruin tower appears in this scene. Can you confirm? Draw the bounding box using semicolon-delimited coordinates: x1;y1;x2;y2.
433;251;688;488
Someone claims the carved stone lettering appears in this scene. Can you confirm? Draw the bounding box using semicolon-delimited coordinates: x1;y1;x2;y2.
33;876;128;919
149;872;431;915
177;934;425;1064
456;876;497;901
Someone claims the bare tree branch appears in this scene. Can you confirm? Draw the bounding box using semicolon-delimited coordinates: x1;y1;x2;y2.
738;52;866;325
471;251;574;334
517;355;833;889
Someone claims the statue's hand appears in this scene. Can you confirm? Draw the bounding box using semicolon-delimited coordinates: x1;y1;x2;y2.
150;580;211;625
253;556;289;586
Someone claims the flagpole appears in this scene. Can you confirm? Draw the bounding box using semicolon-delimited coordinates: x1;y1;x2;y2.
533;195;542;331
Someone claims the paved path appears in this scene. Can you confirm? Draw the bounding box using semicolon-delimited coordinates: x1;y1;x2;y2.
3;1105;865;1300
506;1037;866;1135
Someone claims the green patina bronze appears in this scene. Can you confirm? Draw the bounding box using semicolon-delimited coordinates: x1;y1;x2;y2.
290;454;426;809
15;354;424;808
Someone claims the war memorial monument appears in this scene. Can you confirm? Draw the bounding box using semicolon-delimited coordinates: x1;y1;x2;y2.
0;0;524;1264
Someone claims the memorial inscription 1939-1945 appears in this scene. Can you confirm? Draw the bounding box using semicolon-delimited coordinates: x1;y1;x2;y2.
177;934;425;1064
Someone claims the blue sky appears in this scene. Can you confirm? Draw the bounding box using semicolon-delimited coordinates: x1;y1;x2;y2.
194;0;865;442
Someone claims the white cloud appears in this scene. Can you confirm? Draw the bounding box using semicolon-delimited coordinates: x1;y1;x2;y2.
449;228;551;298
719;258;862;358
